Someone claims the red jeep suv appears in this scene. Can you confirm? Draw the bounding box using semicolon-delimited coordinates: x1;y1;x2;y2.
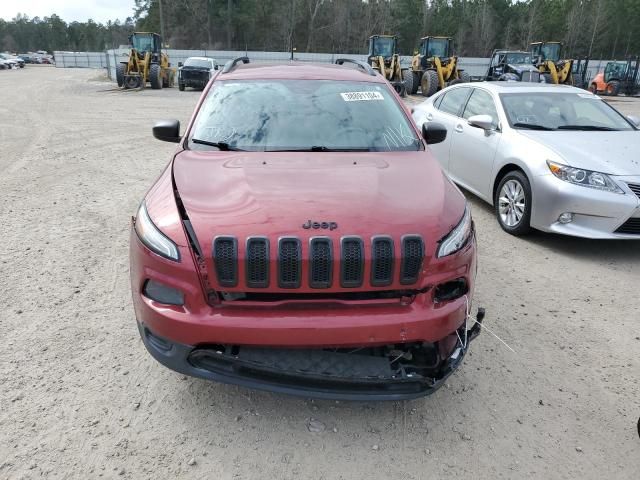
130;57;483;400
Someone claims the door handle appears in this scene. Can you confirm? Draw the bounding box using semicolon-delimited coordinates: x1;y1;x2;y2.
426;113;433;121
455;124;464;133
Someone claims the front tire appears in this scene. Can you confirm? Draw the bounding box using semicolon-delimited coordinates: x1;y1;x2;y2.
458;71;471;83
150;64;162;89
178;82;185;91
403;69;415;96
421;70;439;97
606;80;620;96
116;63;125;87
494;171;532;236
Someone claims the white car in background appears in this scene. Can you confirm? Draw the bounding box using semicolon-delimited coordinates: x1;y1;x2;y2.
412;82;640;239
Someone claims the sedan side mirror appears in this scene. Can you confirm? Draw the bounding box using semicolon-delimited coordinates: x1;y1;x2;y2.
178;62;183;67
214;64;219;70
468;114;494;130
422;122;447;144
153;119;181;143
627;115;640;128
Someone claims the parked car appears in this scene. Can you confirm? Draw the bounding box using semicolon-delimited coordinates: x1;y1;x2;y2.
17;54;32;64
412;82;640;238
130;58;483;400
178;56;218;91
0;53;24;68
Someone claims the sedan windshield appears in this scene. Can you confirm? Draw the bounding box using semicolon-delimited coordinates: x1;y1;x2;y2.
500;92;635;131
189;80;420;151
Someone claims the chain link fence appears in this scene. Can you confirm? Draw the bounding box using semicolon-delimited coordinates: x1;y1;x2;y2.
54;49;612;85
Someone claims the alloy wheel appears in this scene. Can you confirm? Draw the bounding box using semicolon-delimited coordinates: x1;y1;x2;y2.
498;179;526;227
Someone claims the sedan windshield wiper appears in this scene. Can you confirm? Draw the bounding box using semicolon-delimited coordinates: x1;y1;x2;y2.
265;146;372;152
556;125;618;131
512;122;555;131
191;138;245;151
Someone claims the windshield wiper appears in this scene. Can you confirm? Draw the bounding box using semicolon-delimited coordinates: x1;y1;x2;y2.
265;146;372;152
512;123;555;131
191;138;245;151
556;125;618;131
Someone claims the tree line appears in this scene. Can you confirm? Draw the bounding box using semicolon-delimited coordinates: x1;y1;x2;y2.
2;0;639;60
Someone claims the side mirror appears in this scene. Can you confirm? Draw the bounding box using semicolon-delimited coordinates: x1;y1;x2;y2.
214;64;219;70
627;115;640;127
153;120;181;143
422;122;447;145
178;62;183;67
468;114;494;130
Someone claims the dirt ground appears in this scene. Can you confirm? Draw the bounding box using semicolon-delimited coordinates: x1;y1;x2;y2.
1;66;639;480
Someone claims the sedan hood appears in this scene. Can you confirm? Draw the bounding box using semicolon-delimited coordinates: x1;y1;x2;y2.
518;130;640;176
173;150;465;248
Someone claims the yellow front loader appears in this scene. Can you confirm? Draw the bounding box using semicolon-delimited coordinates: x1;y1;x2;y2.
367;35;411;97
116;32;175;89
530;41;575;85
408;36;470;96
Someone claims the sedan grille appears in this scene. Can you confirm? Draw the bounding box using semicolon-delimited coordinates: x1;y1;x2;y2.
246;237;269;288
615;218;640;234
278;238;302;288
213;237;238;287
400;236;425;284
211;235;425;289
627;182;640;199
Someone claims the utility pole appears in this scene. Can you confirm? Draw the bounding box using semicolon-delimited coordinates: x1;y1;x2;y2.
158;0;166;47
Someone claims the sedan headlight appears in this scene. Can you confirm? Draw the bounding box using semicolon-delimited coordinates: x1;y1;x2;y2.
547;161;623;193
437;206;473;258
134;202;180;261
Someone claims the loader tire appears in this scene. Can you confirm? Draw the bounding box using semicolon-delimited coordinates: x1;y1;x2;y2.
458;71;471;83
606;80;620;96
421;70;439;97
124;76;141;89
411;72;420;94
116;63;125;87
403;70;415;96
178;82;185;91
150;64;162;90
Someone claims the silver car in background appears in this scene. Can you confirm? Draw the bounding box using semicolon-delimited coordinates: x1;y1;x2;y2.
413;82;640;239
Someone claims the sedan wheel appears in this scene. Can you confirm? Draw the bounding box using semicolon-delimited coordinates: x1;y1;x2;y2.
495;171;532;236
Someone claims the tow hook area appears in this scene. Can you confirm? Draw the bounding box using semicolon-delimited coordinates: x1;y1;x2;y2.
468;307;485;342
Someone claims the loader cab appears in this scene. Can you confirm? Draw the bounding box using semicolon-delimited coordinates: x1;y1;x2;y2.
130;32;162;56
368;35;397;61
530;42;562;63
604;61;629;82
419;36;452;59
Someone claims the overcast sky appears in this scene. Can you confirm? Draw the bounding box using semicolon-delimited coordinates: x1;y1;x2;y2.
0;0;136;24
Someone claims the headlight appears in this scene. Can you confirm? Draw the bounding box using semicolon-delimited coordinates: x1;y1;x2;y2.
547;161;623;193
134;202;180;261
437;206;473;258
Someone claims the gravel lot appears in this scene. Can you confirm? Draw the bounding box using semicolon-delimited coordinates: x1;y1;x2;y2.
1;66;639;479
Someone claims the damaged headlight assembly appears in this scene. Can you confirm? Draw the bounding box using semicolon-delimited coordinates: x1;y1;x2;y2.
134;202;180;261
547;160;624;193
436;206;473;258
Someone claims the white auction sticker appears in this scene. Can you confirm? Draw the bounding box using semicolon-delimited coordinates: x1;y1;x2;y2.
340;91;384;102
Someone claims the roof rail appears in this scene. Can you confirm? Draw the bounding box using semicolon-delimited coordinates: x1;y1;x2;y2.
335;58;376;77
221;56;250;74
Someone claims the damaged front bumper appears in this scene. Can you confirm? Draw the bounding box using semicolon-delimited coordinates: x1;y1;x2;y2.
137;308;484;401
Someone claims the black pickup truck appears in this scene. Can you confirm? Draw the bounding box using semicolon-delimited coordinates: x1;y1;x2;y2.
178;57;218;91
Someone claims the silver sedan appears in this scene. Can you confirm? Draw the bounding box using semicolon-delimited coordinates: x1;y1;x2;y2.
412;82;640;239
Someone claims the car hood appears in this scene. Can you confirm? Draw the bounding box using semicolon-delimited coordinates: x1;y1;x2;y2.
517;130;640;176
508;64;538;73
172;150;465;248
